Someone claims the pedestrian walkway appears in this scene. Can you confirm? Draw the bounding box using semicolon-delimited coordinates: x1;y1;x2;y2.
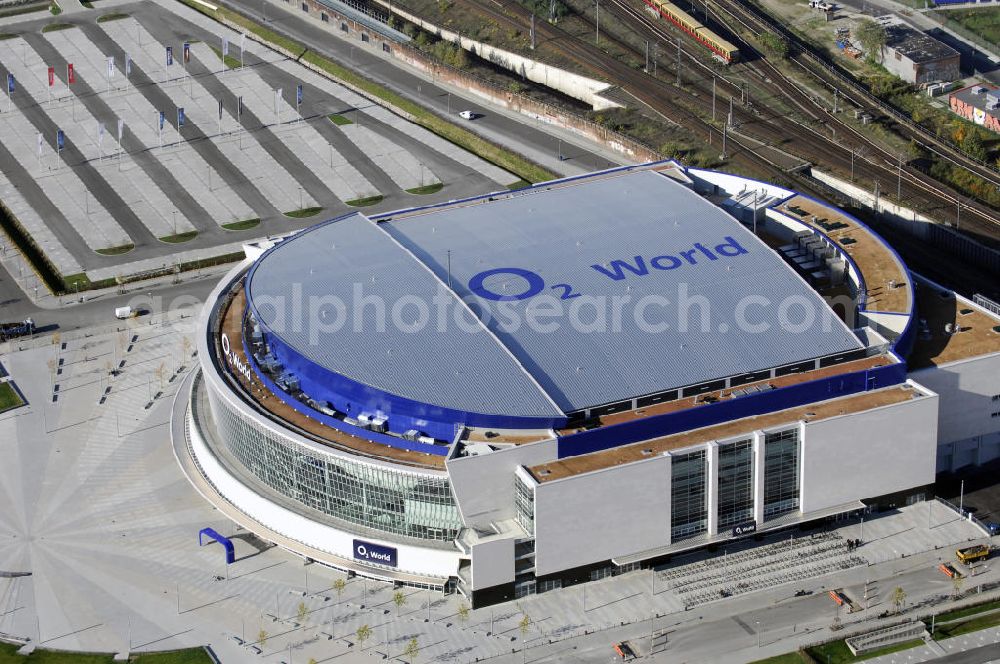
273;58;517;186
661;532;867;609
862;625;1000;663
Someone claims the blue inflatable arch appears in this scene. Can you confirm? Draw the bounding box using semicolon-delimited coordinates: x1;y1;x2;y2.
199;527;235;564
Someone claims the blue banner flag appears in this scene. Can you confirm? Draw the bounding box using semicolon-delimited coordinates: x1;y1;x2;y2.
6;73;14;94
222;37;229;57
125;54;132;76
177;107;185;127
296;84;303;106
183;42;190;64
56;129;64;151
158;111;165;131
166;46;173;66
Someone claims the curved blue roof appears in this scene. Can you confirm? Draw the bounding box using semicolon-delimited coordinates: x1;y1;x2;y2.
247;212;564;421
247;170;863;422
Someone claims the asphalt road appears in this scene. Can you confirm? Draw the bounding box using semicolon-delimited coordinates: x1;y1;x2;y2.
0;252;220;336
216;0;623;172
938;641;1000;664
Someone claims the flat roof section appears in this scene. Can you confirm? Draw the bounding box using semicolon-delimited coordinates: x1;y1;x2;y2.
532;385;922;482
218;283;446;469
562;354;892;434
908;280;1000;369
950;84;1000;113
885;24;959;63
385;170;863;413
779;196;911;315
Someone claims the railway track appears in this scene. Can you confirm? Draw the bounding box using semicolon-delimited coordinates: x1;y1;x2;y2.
555;0;1000;238
459;0;857;204
706;0;1000;189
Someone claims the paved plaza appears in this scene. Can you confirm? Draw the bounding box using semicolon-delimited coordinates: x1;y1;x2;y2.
0;0;519;283
0;313;997;663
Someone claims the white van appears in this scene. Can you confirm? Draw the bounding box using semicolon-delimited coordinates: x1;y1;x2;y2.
114;306;132;320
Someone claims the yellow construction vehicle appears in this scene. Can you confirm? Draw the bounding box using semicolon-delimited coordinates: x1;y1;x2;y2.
956;544;992;564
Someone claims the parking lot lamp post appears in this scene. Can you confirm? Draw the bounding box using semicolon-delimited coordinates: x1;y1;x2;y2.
755;620;761;647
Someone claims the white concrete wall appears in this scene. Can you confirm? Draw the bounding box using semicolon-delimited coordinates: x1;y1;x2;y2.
911;353;1000;447
862;311;910;335
471;536;515;589
533;455;671;576
447;440;558;528
800;386;938;514
811;169;935;236
369;0;619;110
912;352;1000;471
686;169;795;200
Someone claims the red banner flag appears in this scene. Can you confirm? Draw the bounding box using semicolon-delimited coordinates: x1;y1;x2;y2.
48;66;54;87
67;63;75;84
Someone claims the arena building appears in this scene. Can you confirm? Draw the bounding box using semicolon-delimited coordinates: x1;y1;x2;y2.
173;162;1000;606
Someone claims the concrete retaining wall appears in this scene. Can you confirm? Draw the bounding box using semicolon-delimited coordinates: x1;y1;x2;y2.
366;0;620;110
267;0;659;162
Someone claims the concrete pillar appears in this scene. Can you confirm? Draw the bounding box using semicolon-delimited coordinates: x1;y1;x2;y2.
707;442;719;536
752;432;765;525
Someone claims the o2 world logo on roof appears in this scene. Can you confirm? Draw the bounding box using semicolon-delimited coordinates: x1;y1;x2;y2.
467;236;750;302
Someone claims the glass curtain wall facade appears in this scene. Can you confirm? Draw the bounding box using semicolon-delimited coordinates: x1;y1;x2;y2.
717;438;754;529
206;385;463;541
671;450;707;541
514;473;535;536
763;428;800;519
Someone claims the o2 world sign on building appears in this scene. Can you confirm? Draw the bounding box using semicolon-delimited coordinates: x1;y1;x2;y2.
353;539;398;567
220;333;253;382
